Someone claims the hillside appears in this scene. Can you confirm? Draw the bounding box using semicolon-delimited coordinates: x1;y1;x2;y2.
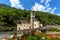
0;4;60;31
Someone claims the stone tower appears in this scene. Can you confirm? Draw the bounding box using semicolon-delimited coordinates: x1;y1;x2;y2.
30;7;35;29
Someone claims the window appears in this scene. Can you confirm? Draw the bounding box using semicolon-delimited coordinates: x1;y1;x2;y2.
19;28;20;30
35;24;36;26
24;25;25;27
29;26;31;29
19;22;22;24
35;20;36;22
32;11;34;15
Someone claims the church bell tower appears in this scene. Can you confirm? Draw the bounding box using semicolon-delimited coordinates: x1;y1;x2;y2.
30;7;35;29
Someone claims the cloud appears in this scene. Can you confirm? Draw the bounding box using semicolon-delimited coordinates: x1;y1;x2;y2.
50;7;56;13
10;0;24;10
33;0;56;14
33;3;46;11
56;14;60;16
41;0;44;3
45;0;52;6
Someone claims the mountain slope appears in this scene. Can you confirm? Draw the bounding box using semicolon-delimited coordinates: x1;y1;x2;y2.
0;4;60;27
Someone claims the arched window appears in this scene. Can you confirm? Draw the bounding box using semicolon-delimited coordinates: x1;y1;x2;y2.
35;24;36;26
19;28;20;30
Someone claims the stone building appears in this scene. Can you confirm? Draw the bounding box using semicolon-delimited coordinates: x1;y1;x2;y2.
17;7;43;31
17;19;42;30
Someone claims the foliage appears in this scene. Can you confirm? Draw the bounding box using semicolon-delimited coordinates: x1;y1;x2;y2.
18;30;43;40
8;30;60;40
48;28;60;32
0;4;60;31
8;38;14;40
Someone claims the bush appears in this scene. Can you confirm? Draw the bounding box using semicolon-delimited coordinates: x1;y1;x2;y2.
48;28;60;32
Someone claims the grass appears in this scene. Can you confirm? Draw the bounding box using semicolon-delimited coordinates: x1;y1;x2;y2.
48;28;60;32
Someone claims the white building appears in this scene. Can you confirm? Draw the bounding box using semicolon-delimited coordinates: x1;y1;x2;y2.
17;19;42;30
17;7;43;31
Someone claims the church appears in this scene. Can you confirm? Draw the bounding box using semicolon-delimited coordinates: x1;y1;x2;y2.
17;7;43;31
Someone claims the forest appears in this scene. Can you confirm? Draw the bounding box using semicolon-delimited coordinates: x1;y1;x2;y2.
0;4;60;31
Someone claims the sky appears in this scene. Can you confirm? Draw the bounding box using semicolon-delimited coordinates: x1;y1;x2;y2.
0;0;60;16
